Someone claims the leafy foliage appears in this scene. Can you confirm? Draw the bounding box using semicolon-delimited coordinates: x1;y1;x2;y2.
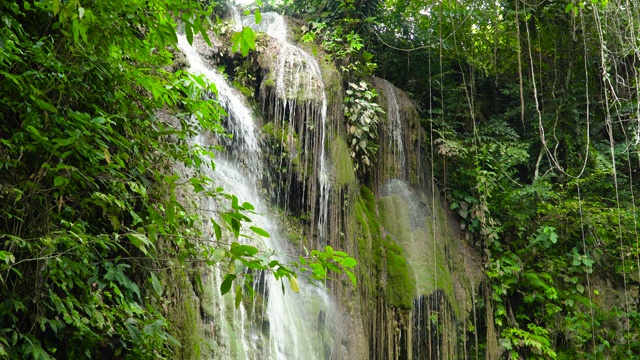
0;0;220;357
0;0;356;358
344;81;384;175
361;0;640;357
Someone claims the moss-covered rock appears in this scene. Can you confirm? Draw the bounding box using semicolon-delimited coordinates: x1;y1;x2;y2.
384;237;417;310
330;134;356;187
162;265;201;360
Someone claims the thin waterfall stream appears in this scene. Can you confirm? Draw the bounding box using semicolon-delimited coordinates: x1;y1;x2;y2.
242;12;331;246
383;80;406;180
178;11;480;360
177;31;335;359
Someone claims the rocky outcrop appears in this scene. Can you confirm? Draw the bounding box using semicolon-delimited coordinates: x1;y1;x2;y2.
183;10;487;359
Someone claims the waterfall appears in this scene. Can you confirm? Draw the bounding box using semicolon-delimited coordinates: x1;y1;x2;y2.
244;12;331;246
177;33;335;359
383;80;406;180
229;6;243;32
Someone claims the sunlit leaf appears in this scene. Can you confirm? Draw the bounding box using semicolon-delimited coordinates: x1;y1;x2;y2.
255;8;262;24
250;226;269;238
289;277;300;293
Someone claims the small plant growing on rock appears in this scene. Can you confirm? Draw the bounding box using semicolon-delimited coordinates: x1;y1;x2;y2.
344;81;384;175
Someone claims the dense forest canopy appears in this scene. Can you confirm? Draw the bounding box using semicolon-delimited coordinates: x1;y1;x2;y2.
1;0;640;358
277;0;640;357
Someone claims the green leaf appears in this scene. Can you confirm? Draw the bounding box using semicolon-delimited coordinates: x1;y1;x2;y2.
255;8;262;24
212;220;222;241
241;202;255;211
127;233;154;255
54;176;69;187
345;269;357;286
212;248;226;262
150;273;163;297
250;226;270;238
582;257;595;267
572;258;581;266
221;213;242;238
565;3;573;13
310;263;327;279
200;19;212;46
26;125;48;142
230;243;259;257
340;257;357;268
576;284;585;294
0;251;15;265
166;202;175;223
231;27;256;57
126;318;142;344
220;274;236;295
231;195;239;210
326;262;341;274
185;22;194;45
289;277;300;293
225;211;251;222
324;245;334;257
230;218;240;238
235;285;243;308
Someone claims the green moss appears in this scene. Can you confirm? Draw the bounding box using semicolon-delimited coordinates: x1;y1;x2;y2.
384;237;416;310
268;206;308;248
360;186;377;217
318;53;341;95
330;134;356;186
287;232;301;245
264;78;276;88
200;273;216;319
163;266;200;359
232;80;253;98
353;186;417;310
290;26;303;42
262;122;301;169
261;122;276;138
376;185;461;316
354;187;384;298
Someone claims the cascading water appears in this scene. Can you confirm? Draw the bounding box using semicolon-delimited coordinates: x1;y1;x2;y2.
243;12;331;246
371;77;414;185
176;11;482;360
382;80;406;180
177;35;262;173
177;32;335;359
229;6;243;32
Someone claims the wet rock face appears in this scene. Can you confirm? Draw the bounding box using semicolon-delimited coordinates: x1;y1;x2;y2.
188;11;487;359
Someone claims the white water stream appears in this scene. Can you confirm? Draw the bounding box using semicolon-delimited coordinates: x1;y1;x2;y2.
382;80;406;179
242;12;331;246
177;30;335;359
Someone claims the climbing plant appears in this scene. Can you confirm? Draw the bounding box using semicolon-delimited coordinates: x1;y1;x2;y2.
364;0;640;357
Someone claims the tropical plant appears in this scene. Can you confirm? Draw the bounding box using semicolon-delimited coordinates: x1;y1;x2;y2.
0;0;355;358
344;81;384;175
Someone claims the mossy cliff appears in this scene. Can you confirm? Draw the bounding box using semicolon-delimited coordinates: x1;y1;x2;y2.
169;11;486;359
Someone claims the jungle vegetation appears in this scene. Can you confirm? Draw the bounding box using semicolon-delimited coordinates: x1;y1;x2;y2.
274;0;640;357
2;0;640;359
